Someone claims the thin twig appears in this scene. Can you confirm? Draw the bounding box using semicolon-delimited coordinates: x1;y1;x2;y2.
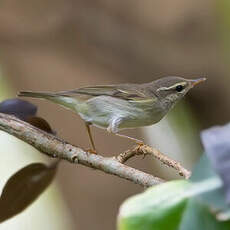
0;113;164;187
117;145;191;179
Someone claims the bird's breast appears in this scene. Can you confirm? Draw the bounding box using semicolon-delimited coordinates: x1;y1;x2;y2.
78;96;166;129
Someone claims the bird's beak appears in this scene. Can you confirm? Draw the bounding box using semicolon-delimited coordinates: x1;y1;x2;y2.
190;77;206;87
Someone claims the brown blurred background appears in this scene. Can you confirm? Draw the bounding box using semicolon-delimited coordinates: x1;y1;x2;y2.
0;0;229;229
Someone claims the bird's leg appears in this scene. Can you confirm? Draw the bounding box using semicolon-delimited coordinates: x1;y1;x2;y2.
114;133;144;145
85;122;97;154
107;117;144;146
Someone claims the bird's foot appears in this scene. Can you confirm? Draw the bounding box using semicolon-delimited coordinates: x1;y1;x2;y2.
134;140;148;159
86;148;97;155
135;139;144;146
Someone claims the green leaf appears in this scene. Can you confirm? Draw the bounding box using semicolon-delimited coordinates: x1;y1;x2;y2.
190;155;229;212
201;123;230;204
180;199;230;230
118;155;230;230
118;180;190;230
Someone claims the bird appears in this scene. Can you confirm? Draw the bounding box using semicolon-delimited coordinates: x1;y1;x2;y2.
18;76;206;153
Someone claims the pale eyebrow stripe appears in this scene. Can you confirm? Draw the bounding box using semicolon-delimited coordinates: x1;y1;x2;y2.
156;81;187;92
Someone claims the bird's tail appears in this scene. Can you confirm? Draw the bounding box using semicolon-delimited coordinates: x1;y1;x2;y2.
18;90;82;112
18;91;56;99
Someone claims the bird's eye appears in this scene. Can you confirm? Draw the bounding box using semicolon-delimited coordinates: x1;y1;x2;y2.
175;85;184;92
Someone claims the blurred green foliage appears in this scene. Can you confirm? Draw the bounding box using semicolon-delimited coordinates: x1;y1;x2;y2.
217;0;230;63
0;72;13;100
118;154;230;230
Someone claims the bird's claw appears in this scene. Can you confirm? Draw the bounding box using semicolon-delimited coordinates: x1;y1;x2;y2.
135;139;145;149
86;148;97;155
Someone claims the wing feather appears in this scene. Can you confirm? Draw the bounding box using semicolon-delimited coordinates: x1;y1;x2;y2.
56;85;151;101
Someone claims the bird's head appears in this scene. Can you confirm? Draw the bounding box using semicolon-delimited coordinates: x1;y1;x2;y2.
152;76;206;109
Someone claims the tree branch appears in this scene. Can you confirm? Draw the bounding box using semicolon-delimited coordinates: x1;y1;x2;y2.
0;113;164;187
117;145;191;179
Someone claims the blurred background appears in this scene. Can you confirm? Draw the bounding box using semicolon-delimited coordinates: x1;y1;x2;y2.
0;0;229;229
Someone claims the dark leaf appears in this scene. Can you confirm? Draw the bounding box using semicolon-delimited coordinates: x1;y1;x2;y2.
201;123;230;204
27;116;56;135
0;162;58;223
0;98;37;120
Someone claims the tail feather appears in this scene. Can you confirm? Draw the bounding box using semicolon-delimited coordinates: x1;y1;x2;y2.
18;90;85;113
18;91;56;99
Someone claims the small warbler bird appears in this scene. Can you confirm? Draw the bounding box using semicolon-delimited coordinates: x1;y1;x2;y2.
18;76;206;152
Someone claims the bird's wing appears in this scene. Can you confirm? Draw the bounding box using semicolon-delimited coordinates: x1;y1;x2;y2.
57;85;152;101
